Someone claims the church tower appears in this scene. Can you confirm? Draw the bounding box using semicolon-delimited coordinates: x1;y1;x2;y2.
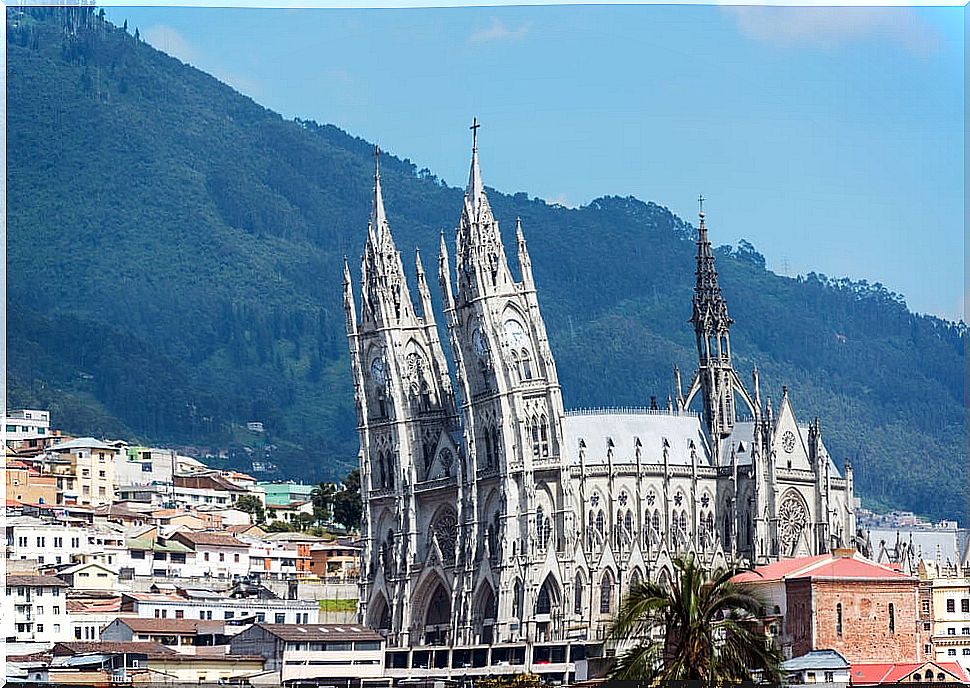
345;148;461;647
441;120;575;647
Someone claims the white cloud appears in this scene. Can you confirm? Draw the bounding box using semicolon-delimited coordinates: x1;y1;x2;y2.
469;18;530;44
724;6;940;56
142;24;201;66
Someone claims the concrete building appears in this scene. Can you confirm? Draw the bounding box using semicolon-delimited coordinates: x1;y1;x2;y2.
3;573;72;644
5;460;57;506
310;540;362;582
259;481;316;507
48;437;118;507
4;409;51;447
850;660;969;685
229;623;384;686
780;649;850;687
121;590;317;625
101;617;227;653
919;561;970;674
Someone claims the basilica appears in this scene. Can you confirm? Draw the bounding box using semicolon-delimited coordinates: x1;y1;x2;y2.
342;125;855;677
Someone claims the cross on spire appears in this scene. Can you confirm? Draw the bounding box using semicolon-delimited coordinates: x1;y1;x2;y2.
374;145;381;178
698;194;705;217
470;117;480;151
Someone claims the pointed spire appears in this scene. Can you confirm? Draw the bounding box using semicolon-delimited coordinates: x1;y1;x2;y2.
691;194;732;334
464;116;491;220
438;230;455;310
516;217;534;289
674;365;684;410
343;255;358;334
371;145;390;244
753;364;762;414
415;247;435;322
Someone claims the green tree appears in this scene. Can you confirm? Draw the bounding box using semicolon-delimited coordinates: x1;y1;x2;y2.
236;493;265;524
311;481;337;524
608;555;782;685
332;468;361;531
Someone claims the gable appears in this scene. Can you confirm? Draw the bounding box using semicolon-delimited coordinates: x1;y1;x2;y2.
772;397;811;471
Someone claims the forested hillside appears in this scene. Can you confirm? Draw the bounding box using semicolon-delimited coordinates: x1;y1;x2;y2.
7;7;967;522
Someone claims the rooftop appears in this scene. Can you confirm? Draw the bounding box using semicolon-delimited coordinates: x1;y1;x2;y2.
111;617;225;635
733;552;911;584
253;623;382;642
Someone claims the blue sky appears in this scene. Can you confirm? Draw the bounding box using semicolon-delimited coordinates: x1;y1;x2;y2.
106;4;965;321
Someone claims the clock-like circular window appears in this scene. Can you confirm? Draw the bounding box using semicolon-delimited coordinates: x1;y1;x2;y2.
782;430;796;454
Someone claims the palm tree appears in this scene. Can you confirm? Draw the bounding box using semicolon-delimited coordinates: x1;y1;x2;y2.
608;554;782;685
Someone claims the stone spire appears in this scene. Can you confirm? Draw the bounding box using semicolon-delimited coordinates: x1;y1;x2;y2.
690;196;737;440
360;146;416;326
691;195;732;335
515;217;535;290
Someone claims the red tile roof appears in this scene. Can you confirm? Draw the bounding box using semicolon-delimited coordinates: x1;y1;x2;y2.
112;618;224;635
733;552;912;584
851;661;969;685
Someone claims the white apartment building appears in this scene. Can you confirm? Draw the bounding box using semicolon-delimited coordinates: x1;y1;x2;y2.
247;539;308;580
3;574;72;644
117;482;246;510
114;446;176;486
121;591;317;625
5;516;128;569
170;531;251;579
4;409;51;445
229;623;384;686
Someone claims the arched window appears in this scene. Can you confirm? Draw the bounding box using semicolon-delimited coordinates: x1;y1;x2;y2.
510;351;520;382
521;350;533;380
539;415;549;457
574;573;584;616
531;416;540;456
596;510;605;536
679;511;688;535
491;426;500;466
536;584;552;615
652;510;661;534
624;510;633;536
630;569;642;591
513;580;524;620
483;431;493;468
889;603;895;634
536;506;549;551
600;572;613;614
836;603;843;637
913;673;922;682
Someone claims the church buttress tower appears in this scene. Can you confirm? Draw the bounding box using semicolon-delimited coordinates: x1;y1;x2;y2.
441;120;575;647
345;148;460;647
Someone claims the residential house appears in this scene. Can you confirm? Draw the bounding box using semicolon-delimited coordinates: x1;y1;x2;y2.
5;460;56;506
100;617;227;654
170;530;251;579
57;562;118;592
3;573;71;643
229;623;384;686
780;649;851;687
310;540;362;582
259;481;316;507
120;588;317;626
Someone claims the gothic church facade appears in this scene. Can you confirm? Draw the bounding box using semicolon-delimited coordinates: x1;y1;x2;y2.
342;128;855;658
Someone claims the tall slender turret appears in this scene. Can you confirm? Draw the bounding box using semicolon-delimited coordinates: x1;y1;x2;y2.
690;196;736;441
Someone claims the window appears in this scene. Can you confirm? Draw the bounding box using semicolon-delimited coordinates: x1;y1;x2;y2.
71;538;79;549
204;552;210;562
599;574;612;614
225;612;234;619
574;575;584;616
922;600;931;614
948;649;957;656
219;553;225;562
963;599;970;614
81;469;90;477
963;649;970;656
36;537;45;547
51;588;59;597
98;471;106;478
948;628;956;635
234;553;240;563
256;613;266;622
53;624;60;633
36;606;44;615
962;627;970;635
75;627;82;640
53;537;63;548
836;603;843;637
175;610;184;619
824;673;834;683
36;624;44;633
275;613;286;624
889;603;895;634
53;606;60;615
947;599;956;613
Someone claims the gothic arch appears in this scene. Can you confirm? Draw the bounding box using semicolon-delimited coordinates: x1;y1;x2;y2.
535;574;562;615
369;591;392;631
778;488;811;557
629;566;644;592
573;569;586;616
598;569;615;616
427;506;459;564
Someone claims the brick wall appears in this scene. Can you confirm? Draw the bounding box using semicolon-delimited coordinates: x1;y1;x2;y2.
787;577;922;663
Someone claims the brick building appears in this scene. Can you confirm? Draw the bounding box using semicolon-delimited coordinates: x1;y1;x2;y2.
735;548;924;663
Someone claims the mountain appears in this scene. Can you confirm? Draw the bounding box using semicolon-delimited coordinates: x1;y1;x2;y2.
7;7;967;522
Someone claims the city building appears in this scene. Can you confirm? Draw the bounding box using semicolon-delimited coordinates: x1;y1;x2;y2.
169;530;251;579
100;617;227;653
259;481;317;507
343;130;855;669
734;549;923;663
919;560;970;674
229;623;385;686
4;409;51;448
780;649;851;687
310;540;362;582
120;589;317;625
48;437;119;506
3;572;72;644
5;460;56;506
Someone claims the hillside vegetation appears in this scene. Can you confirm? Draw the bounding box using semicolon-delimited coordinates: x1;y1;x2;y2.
7;7;967;522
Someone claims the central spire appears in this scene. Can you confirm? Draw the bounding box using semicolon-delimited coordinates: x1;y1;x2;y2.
466;117;486;217
691;194;731;334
